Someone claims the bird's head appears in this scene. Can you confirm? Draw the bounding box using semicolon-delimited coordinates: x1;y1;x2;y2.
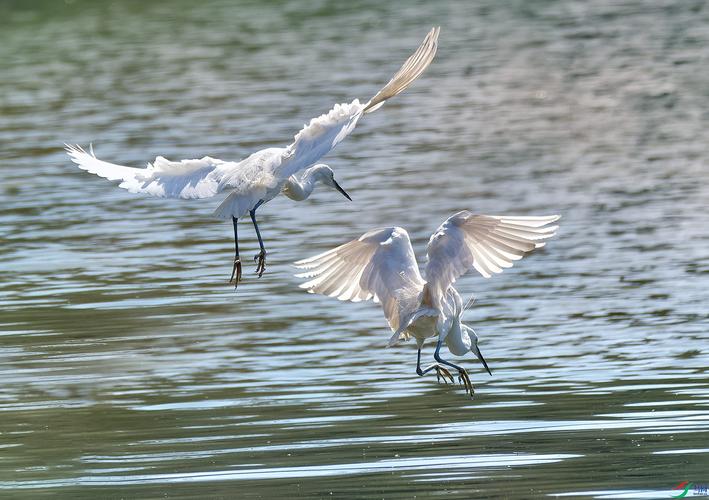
462;324;492;376
309;164;352;201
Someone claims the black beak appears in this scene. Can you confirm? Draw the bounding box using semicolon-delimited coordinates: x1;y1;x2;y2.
478;347;493;376
332;178;352;201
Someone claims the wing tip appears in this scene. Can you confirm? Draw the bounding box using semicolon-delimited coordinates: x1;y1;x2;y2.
64;143;81;156
65;143;98;166
296;282;315;292
293;248;335;267
363;26;440;114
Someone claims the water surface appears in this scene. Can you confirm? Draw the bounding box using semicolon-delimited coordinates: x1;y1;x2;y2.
1;0;709;497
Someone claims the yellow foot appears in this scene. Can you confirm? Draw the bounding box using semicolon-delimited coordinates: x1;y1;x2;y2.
436;366;455;384
254;250;267;277
229;259;242;288
457;368;475;397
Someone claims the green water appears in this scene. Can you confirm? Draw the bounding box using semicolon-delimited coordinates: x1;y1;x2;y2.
1;0;709;498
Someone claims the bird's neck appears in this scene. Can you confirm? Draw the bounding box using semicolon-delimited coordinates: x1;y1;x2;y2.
282;173;318;201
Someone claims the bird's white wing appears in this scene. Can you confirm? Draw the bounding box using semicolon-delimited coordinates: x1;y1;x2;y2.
65;144;226;199
274;100;366;180
69;29;439;200
424;211;560;306
274;27;440;180
294;227;425;332
362;26;440;113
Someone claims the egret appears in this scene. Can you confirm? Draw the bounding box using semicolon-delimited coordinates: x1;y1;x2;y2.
294;211;560;396
65;27;440;287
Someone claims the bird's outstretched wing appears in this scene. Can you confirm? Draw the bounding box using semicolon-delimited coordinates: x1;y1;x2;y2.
274;27;440;179
424;211;560;307
275;100;366;180
362;26;440;114
294;227;425;332
68;28;439;199
65;144;227;199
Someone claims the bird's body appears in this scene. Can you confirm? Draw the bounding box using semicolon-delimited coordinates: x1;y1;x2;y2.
295;211;561;396
66;28;440;286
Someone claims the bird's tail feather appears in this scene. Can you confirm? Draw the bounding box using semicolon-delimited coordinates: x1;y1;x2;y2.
213;191;262;220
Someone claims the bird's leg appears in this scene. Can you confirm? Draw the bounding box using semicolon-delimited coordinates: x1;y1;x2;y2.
433;340;475;397
228;217;242;288
416;347;455;384
249;202;267;278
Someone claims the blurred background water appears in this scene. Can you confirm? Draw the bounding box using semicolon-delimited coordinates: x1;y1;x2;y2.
1;0;709;497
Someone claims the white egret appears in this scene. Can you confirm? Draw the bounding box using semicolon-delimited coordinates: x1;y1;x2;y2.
295;211;560;396
65;27;440;287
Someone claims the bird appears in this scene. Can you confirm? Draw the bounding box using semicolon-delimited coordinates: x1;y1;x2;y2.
65;27;440;288
294;211;560;396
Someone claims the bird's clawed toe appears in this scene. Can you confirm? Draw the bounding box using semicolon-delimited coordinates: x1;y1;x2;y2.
253;250;267;277
457;369;474;397
226;250;267;288
418;363;455;385
436;366;455;385
422;363;474;397
229;259;243;288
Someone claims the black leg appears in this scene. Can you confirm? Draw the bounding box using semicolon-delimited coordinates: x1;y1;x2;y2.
416;346;454;384
229;217;242;288
433;340;475;397
249;204;267;278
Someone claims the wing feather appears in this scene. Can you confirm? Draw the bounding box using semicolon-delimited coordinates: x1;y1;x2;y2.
274;28;440;179
295;227;425;332
70;28;439;197
363;27;440;113
424;211;560;305
274;100;366;179
66;144;224;199
68;28;440;210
